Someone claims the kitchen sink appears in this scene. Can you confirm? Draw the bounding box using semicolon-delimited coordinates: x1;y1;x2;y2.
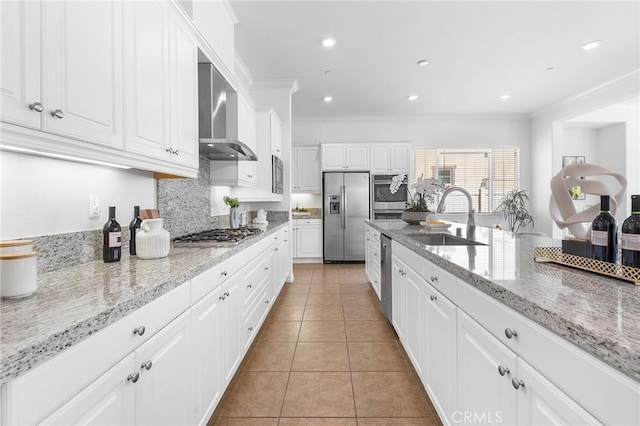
408;233;487;246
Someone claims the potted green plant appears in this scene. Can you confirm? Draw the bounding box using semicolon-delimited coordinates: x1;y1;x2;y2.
496;189;534;233
224;196;240;229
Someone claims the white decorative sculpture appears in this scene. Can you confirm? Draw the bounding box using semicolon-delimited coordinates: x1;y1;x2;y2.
549;163;627;239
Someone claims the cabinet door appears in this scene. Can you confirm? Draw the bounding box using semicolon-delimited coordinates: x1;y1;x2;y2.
423;283;457;424
135;310;191;426
370;145;390;173
403;266;424;376
296;225;322;258
516;359;600;426
457;310;517;426
190;288;224;425
270;111;282;156
390;144;411;173
238;161;258;186
294;146;321;192
391;255;405;341
238;95;257;152
278;235;291;286
222;280;242;386
322;145;346;170
345;144;370;170
42;0;124;148
39;355;135;426
0;1;41;129
124;0;169;158
169;16;198;168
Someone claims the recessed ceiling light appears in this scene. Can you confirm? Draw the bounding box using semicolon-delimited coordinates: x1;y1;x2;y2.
581;40;601;50
500;94;511;100
546;66;555;71
323;96;333;102
322;37;336;48
324;70;332;74
417;59;429;67
407;95;418;101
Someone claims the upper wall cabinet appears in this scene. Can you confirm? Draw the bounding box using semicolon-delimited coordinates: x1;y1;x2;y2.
192;0;235;74
293;146;321;193
370;143;412;174
1;0;124;148
123;0;198;169
321;143;370;171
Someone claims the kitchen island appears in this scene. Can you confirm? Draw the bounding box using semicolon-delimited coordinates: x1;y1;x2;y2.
366;219;639;426
0;221;290;425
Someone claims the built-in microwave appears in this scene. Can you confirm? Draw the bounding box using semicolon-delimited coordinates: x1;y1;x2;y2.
272;155;283;194
371;174;408;218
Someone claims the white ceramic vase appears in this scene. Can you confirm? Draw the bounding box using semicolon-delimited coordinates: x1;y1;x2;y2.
229;207;239;229
136;218;170;259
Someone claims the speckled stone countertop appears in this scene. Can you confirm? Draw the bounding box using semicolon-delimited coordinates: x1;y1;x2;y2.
0;221;289;385
367;220;640;382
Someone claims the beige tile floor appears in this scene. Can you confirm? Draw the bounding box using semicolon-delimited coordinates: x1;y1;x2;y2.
210;264;442;426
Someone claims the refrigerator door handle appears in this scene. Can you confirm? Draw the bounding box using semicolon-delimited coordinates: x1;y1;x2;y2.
342;185;347;229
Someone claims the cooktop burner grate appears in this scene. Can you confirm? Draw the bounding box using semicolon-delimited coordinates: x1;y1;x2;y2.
173;227;262;245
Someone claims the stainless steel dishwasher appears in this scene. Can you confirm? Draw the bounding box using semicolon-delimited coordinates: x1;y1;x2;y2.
380;234;392;322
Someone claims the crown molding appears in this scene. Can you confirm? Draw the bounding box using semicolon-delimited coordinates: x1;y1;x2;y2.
293;113;530;122
221;0;239;24
252;79;300;94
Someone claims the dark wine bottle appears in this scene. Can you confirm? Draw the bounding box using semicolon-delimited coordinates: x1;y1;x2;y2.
103;206;122;263
591;195;617;263
129;205;143;256
621;194;640;268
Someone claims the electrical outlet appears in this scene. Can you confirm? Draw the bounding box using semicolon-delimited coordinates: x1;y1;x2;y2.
89;195;100;218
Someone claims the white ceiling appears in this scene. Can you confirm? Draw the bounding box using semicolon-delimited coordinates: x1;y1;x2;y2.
229;0;640;119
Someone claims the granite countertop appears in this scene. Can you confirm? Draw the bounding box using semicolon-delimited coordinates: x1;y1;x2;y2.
367;220;640;382
0;221;289;384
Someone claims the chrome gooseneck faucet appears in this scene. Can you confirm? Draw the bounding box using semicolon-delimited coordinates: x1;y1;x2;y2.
436;186;476;238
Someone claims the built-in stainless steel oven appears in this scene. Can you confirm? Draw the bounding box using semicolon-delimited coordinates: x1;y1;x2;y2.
371;174;407;219
272;155;283;194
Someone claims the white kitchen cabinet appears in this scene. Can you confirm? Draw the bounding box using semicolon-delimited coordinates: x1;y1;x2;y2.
124;0;198;169
40;355;136;426
0;1;41;129
422;281;457;424
391;255;405;342
292;219;322;259
270;110;282;156
210;160;257;187
1;0;124;148
221;280;242;386
364;224;382;299
457;310;518;426
134;311;191;426
403;266;424;376
293;146;321;192
238;94;257;152
370;143;412;174
269;228;291;299
321;143;370;170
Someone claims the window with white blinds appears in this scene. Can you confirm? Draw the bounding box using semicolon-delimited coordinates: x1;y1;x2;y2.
414;148;519;213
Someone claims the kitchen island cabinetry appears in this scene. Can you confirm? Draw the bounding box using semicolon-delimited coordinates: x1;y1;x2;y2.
364;223;381;298
1;0;124;148
370;143;411;174
321;143;370;170
365;220;640;426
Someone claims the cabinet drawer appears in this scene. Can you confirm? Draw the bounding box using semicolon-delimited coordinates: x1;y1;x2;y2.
242;255;270;313
4;283;189;426
457;281;639;426
243;280;270;351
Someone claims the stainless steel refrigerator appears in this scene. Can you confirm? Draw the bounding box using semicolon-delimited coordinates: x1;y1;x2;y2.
323;172;370;262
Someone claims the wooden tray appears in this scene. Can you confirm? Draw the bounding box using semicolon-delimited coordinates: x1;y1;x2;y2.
533;247;640;285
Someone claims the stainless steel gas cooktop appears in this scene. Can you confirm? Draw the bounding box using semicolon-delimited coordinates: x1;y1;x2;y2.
173;228;262;247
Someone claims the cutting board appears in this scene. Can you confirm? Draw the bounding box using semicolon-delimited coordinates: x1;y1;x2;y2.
140;209;160;220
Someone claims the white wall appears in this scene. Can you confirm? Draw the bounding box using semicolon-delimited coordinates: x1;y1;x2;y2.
0;151;156;239
530;71;640;237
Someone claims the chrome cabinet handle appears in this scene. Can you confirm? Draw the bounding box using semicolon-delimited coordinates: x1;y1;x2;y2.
274;248;279;251
430;294;437;301
224;291;230;297
430;276;438;283
219;295;226;301
141;360;153;371
284;239;288;242
133;326;146;336
399;269;404;274
512;378;525;390
505;328;518;339
247;284;253;289
248;326;253;331
29;102;43;112
265;300;270;304
221;271;228;276
264;267;269;271
173;150;179;156
50;109;64;118
498;365;510;376
127;372;140;383
248;174;253;178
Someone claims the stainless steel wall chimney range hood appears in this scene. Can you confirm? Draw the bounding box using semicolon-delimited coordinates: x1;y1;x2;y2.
198;63;258;161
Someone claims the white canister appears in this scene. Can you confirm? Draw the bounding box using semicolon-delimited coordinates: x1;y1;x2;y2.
1;251;38;298
136;218;170;260
0;240;33;254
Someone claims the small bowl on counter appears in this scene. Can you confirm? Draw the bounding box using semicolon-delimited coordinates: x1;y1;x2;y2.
0;239;33;254
0;251;38;298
